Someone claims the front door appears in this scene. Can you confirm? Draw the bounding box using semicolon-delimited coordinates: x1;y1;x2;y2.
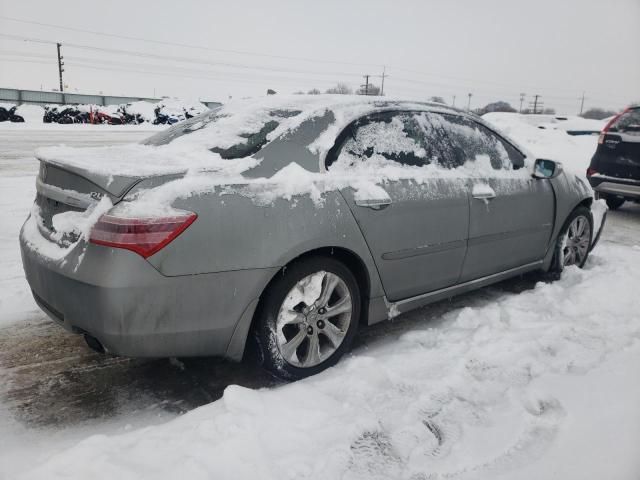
431;113;555;281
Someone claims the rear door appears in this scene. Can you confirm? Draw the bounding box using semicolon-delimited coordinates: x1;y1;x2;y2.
431;113;555;281
327;111;469;302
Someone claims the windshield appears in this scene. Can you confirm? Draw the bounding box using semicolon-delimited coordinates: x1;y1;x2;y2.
142;107;302;159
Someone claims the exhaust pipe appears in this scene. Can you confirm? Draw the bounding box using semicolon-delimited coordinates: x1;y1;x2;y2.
84;333;105;353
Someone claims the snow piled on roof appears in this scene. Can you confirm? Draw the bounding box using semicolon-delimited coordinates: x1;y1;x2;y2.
35;95;452;176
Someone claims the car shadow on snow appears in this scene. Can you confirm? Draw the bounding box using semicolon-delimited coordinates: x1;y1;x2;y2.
0;272;543;429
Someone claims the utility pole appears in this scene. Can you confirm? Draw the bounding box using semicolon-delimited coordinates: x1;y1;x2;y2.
56;43;64;92
519;93;526;113
380;66;386;96
529;94;543;114
362;75;370;96
452;95;456;107
579;92;586;115
467;93;472;111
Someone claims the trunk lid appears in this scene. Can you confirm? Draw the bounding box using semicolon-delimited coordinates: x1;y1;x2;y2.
34;156;185;246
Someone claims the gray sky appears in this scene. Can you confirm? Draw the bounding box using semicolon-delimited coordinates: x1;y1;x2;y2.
1;0;638;114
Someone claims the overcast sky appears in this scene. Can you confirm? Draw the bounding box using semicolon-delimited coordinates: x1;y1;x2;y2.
1;0;638;114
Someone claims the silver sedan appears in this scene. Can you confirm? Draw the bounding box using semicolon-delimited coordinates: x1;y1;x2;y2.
20;96;604;379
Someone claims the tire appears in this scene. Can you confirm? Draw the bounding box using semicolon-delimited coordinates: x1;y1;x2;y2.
604;195;625;210
549;206;593;276
254;256;361;380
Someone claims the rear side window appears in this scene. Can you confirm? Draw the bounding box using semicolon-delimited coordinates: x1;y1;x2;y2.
609;108;640;136
431;113;525;170
327;111;454;169
142;108;302;159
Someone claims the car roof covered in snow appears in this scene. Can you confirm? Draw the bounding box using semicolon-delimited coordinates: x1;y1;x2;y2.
36;95;471;181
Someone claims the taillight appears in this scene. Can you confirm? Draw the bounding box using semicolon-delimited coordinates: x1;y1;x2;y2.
90;211;197;258
586;167;597;177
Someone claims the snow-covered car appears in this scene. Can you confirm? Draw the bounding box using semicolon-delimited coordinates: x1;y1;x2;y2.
19;96;606;380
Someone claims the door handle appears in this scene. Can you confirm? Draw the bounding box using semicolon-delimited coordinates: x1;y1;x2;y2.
471;184;496;201
354;198;392;210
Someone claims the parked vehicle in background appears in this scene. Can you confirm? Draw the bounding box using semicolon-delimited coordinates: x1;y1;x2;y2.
20;96;606;380
0;104;24;122
587;106;640;209
44;105;90;124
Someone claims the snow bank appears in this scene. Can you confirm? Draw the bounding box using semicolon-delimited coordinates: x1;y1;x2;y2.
13;242;640;480
14;105;45;123
125;101;157;123
155;98;209;119
513;113;606;134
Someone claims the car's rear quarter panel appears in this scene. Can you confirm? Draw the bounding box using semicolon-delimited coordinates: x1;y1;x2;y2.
149;190;380;283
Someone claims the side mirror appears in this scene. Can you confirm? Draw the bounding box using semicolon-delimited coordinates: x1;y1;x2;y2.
533;159;562;179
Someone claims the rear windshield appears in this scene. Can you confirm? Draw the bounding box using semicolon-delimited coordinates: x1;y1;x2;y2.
609;108;640;135
142;108;302;159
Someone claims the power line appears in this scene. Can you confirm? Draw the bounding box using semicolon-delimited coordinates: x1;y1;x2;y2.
0;15;383;69
0;49;52;59
63;42;368;79
1;21;627;102
0;33;632;109
1;32;631;106
0;32;56;45
66;61;353;90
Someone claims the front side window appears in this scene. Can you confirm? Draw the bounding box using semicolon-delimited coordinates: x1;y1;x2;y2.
327;111;455;170
430;113;525;170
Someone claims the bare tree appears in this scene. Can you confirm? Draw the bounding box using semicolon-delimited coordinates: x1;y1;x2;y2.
581;107;618;120
476;101;517;115
307;88;321;95
325;83;353;95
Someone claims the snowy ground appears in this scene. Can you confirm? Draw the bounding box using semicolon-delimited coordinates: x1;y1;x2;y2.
0;121;639;480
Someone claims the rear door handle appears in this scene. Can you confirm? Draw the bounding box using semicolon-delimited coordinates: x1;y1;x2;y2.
471;184;496;201
355;198;392;210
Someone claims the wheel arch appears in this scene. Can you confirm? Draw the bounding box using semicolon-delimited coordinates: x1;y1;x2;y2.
228;246;375;361
543;196;595;272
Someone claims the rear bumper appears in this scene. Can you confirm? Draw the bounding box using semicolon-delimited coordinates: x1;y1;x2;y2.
588;175;640;199
20;220;276;359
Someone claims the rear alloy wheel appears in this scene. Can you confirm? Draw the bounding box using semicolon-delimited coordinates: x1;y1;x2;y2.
604;195;625;210
550;206;593;275
254;257;360;380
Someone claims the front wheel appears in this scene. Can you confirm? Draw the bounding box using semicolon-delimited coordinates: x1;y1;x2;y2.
254;257;361;380
549;206;593;276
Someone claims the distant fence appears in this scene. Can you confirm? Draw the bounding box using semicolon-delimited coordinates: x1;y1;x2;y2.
0;87;221;109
